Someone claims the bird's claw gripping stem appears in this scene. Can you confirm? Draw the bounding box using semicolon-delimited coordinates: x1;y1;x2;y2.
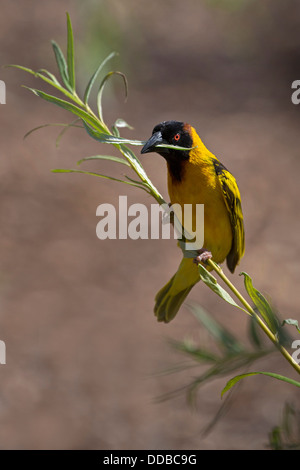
193;248;213;265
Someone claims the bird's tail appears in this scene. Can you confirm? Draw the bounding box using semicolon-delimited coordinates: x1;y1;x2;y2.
154;257;200;323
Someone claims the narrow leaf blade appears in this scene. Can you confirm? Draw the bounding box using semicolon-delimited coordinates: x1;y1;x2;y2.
66;13;75;91
36;69;62;87
241;272;279;334
198;264;249;315
51;40;71;91
24;87;101;129
222;371;300;397
9;64;77;102
82;121;144;145
52;168;150;192
187;303;245;354
83;51;117;105
23;121;82;140
97;71;128;122
55;118;82;147
77;155;130;166
157;143;195;152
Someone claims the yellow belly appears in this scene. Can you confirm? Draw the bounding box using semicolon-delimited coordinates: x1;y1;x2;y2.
167;159;232;264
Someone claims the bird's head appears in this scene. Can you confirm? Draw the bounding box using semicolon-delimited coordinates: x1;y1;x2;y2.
141;120;193;162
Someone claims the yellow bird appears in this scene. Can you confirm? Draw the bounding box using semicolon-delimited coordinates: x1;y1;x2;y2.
141;121;245;323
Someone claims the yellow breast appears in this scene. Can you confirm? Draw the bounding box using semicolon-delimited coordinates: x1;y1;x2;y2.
167;129;232;264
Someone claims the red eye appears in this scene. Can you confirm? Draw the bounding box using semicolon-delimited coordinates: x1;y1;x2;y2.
174;133;180;142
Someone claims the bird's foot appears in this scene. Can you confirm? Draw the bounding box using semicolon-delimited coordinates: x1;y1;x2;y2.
193;248;213;265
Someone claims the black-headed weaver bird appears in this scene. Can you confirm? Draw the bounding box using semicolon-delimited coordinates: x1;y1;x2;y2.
141;120;245;323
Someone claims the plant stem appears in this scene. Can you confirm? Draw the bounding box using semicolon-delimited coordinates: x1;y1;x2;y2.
206;259;300;376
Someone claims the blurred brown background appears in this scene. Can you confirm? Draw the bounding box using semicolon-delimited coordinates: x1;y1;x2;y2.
0;0;300;450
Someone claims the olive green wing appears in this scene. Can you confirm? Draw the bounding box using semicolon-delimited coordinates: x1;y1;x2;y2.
213;160;245;273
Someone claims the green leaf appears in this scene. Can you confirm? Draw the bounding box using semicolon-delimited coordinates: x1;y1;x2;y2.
23;122;69;139
97;71;128;122
81;123;162;201
282;319;300;334
5;64;34;74
221;371;300;397
82;121;144;145
37;69;62;87
8;64;77;103
77;155;130;167
52;168;151;192
118;144;158;191
125;175;149;188
83;51;117;105
24;87;102;130
23;121;82;141
168;337;220;363
51;40;72;92
82;121;192;152
55;118;82;147
82;121;109;141
185;352;271;405
241;272;279;334
118;144;166;205
198;264;249;315
186;303;245;354
157;143;196;152
66;13;75;91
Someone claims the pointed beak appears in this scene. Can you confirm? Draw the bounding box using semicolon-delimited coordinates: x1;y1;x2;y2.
141;131;167;154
